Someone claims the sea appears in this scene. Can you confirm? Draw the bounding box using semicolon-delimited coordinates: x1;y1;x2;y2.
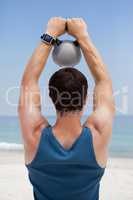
0;115;133;158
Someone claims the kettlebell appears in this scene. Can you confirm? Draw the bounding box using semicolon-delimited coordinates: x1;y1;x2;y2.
52;39;81;67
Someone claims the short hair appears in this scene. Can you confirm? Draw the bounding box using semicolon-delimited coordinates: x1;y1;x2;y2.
49;67;88;115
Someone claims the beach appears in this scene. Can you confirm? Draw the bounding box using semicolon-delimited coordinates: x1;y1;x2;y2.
0;151;133;200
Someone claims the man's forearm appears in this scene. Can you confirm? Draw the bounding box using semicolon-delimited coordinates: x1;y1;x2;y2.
78;36;110;83
22;42;52;84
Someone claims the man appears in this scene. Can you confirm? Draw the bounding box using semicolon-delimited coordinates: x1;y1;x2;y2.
18;17;115;200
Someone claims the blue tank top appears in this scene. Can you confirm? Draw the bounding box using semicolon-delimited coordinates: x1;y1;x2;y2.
26;126;105;200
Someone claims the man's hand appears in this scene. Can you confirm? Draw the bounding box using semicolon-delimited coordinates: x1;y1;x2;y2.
46;17;66;37
67;18;88;40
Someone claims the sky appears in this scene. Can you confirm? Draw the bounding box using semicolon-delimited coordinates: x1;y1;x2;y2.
0;0;133;116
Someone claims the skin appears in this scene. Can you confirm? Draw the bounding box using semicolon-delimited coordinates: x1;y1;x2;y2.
18;17;115;167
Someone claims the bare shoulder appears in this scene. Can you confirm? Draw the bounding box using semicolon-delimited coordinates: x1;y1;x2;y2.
85;106;114;143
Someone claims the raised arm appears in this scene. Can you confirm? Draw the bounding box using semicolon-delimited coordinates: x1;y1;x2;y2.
79;34;115;143
67;18;115;147
18;17;66;150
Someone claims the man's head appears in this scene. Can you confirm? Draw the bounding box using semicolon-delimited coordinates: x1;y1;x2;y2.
49;68;88;116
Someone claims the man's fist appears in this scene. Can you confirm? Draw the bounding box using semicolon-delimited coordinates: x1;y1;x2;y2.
46;17;66;37
67;18;88;40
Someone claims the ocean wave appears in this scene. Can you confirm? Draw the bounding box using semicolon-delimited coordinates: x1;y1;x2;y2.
0;142;24;150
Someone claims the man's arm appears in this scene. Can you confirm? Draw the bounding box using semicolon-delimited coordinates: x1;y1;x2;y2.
18;17;66;149
67;18;115;146
79;36;115;144
18;42;51;146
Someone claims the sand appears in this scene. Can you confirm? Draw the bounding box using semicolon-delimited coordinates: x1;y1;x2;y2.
0;151;133;200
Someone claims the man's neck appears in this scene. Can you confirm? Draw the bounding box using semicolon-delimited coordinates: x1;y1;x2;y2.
53;111;83;136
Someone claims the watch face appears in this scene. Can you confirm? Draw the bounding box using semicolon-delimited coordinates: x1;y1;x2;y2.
45;34;53;43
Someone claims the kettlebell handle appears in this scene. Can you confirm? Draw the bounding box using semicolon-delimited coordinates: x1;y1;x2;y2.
54;38;62;46
54;38;79;47
73;40;80;46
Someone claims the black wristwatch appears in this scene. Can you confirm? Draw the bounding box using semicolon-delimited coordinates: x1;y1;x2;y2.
40;33;56;45
40;33;62;46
